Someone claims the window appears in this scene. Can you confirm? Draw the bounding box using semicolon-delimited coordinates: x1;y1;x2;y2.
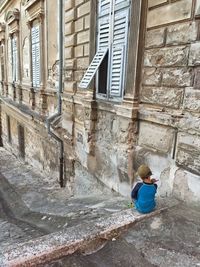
31;24;40;88
11;36;17;82
6;115;12;143
18;124;25;158
0;45;4;81
79;0;131;100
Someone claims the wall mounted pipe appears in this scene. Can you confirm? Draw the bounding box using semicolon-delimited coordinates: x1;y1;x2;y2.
46;0;64;187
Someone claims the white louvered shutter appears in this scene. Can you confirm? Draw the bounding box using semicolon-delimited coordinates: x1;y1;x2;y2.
109;0;130;97
79;49;108;89
31;27;36;86
35;26;40;87
79;0;110;89
12;38;17;82
31;25;40;88
99;0;110;16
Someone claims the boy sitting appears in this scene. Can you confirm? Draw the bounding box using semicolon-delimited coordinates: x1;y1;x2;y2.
131;164;158;214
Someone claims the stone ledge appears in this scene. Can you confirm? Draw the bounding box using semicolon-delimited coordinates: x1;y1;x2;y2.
0;201;178;267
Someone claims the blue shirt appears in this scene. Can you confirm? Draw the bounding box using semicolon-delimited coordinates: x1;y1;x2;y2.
131;182;157;213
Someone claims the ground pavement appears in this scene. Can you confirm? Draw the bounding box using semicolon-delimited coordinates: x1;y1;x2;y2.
0;147;198;267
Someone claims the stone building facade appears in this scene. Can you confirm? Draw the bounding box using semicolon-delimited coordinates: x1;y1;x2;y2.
0;0;200;205
0;0;61;181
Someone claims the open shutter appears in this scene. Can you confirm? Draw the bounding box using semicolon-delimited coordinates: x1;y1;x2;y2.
79;1;110;89
109;2;129;97
79;49;108;89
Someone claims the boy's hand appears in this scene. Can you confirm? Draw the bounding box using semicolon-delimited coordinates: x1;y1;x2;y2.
151;178;159;183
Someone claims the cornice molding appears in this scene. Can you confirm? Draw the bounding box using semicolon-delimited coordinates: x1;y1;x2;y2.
23;0;44;23
5;8;20;25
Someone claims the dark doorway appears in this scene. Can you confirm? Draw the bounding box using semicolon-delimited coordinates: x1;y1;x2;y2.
18;124;25;159
6;114;11;144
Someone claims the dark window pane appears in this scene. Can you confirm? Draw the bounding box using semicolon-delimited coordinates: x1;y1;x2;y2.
98;52;108;95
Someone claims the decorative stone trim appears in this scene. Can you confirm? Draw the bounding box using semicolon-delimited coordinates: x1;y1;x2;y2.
5;8;20;34
23;0;44;23
0;22;5;43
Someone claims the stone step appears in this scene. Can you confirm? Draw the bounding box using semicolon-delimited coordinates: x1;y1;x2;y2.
0;200;178;267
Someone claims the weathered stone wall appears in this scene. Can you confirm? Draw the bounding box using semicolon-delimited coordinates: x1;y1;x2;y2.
139;0;200;204
0;0;61;181
63;0;137;196
1;102;60;181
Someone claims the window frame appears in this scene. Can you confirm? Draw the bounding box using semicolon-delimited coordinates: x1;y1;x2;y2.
11;35;18;83
79;0;131;102
0;44;5;82
31;22;41;88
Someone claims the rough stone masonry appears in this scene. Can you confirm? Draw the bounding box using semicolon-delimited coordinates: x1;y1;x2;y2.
0;0;199;207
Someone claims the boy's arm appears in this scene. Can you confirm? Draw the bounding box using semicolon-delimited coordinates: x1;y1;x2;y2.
131;183;142;200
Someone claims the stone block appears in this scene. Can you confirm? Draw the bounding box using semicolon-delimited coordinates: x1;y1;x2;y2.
166;22;198;45
75;18;84;32
77;2;90;17
195;0;200;16
145;28;165;48
194;67;200;88
65;70;73;81
188;42;200;66
77;57;89;69
65;47;74;59
65;9;76;23
65;0;74;11
148;0;167;8
74;70;84;81
147;0;192;28
65;34;77;47
64;81;76;92
138;121;175;154
65;22;74;35
162;68;193;87
143;68;162;86
144;46;189;67
74;45;84;57
77;30;90;44
84;44;89;56
183;88;200;112
173;168;200;203
176;133;200;174
65;59;76;70
141;86;184;108
84;15;90;29
75;0;85;7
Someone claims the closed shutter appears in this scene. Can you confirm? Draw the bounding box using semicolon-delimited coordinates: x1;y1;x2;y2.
98;0;110;16
0;45;4;81
79;0;110;89
31;25;40;87
12;37;17;82
109;1;130;97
